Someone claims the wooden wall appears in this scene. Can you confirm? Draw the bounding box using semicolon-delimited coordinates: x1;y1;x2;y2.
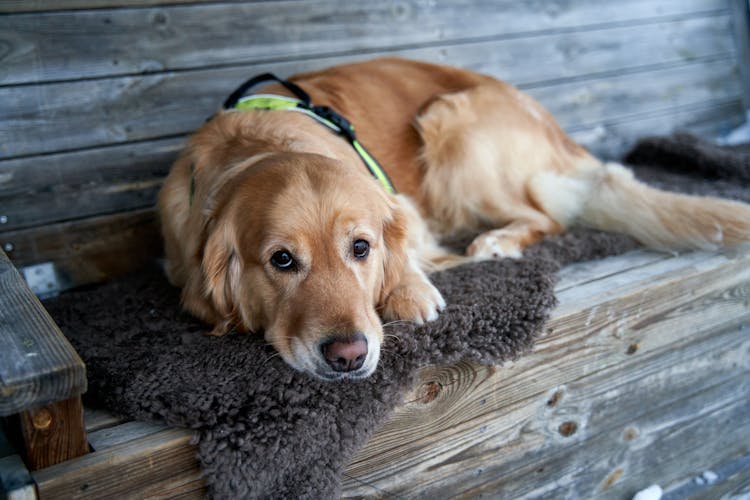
0;0;747;285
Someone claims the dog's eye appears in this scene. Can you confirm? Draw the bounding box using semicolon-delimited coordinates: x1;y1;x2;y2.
353;239;370;259
270;250;296;271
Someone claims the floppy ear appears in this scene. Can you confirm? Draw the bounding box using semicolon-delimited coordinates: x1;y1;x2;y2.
200;221;242;335
378;201;409;306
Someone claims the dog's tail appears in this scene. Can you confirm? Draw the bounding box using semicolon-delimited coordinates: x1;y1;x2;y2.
551;162;750;251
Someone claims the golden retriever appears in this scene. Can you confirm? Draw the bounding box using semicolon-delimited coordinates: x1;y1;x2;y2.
158;58;750;380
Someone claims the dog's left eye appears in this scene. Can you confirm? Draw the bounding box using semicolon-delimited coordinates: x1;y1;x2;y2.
270;250;296;271
353;239;370;259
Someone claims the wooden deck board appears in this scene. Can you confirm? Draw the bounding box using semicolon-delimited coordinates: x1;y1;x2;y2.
43;248;750;498
83;408;128;434
342;248;750;496
87;420;168;452
32;427;197;499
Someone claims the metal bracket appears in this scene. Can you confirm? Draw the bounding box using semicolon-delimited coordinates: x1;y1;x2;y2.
21;262;61;298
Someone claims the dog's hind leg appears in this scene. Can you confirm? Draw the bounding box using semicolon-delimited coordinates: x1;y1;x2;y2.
417;82;750;256
415;82;589;260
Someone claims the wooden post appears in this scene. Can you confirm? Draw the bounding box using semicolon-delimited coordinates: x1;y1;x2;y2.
18;396;89;471
1;249;90;471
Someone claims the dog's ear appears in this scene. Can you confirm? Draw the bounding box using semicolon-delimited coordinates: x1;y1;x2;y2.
379;200;409;305
201;220;242;334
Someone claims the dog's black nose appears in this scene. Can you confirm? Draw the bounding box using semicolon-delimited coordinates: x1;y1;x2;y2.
321;333;368;372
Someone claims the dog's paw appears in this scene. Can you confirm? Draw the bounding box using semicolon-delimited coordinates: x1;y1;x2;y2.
381;279;446;325
207;319;233;337
466;230;523;259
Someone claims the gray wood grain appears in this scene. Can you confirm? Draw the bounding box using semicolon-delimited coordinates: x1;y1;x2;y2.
0;98;740;273
88;421;167;451
0;250;86;416
22;248;750;498
0;14;738;232
343;249;750;497
529;57;741;129
572;98;745;157
0;137;182;231
1;208;162;289
32;427;198;499
360;330;750;498
0;16;738;159
0;0;208;13
464;352;750;498
0;0;729;85
729;0;750;109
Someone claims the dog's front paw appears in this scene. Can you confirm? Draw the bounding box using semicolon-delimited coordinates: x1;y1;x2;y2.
381;279;446;325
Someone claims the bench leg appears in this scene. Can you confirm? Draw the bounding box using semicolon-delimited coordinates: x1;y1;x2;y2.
19;396;88;470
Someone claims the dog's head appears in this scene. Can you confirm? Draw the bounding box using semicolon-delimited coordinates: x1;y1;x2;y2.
199;152;407;380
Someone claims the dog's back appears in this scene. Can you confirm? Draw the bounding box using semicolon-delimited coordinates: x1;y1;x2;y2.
287;58;750;256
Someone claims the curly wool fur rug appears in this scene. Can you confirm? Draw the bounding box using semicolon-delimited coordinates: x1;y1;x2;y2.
43;134;750;498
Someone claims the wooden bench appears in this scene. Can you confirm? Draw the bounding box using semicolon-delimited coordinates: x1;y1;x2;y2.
0;250;89;495
1;0;749;497
4;248;746;498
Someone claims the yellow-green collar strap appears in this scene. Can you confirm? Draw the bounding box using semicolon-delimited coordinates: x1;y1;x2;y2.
231;94;396;194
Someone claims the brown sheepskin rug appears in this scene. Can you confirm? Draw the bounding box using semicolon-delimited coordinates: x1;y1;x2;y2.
42;133;750;498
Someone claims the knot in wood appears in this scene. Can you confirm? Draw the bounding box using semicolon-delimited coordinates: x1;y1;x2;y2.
418;381;441;403
32;408;53;430
558;421;578;437
547;390;563;407
623;426;639;441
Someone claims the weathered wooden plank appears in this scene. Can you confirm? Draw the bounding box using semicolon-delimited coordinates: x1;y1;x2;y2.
342;248;750;496
528;57;741;131
0;17;738;159
1;208;162;288
0;0;208;13
660;451;750;499
571;98;746;157
1;100;740;241
555;250;670;292
83;408;128;434
0;20;743;230
0;137;181;231
18;396;89;471
0;95;741;289
21;248;746;497
32;427;197;499
458;14;736;88
0;249;86;416
87;420;167;451
134;469;206;500
729;0;750;109
52;410;205;497
450;346;750;499
0;0;729;85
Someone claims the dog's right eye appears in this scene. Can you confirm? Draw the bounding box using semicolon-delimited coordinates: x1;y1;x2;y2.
270;250;296;271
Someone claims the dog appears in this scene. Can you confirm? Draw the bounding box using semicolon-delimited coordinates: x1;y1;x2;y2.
158;57;750;381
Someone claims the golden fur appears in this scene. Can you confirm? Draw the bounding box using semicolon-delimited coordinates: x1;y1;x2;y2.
158;58;750;380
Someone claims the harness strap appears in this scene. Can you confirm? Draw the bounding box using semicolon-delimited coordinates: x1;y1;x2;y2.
223;73;311;109
220;73;396;194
